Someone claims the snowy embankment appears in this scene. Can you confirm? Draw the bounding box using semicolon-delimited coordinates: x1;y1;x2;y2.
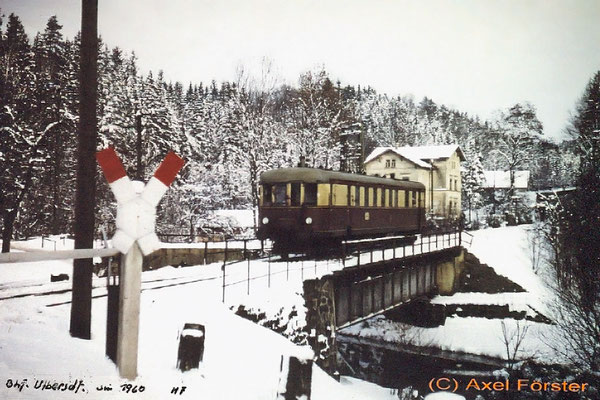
0;234;396;399
342;225;560;364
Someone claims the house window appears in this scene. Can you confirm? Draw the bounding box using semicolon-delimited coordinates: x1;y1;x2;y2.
391;160;396;168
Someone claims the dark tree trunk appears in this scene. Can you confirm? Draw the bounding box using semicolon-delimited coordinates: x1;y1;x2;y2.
1;211;17;253
136;113;143;180
70;0;98;340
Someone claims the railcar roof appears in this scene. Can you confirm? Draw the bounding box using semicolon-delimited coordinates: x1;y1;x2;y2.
260;168;425;189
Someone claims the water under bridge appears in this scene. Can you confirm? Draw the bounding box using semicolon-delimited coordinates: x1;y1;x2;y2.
302;229;470;373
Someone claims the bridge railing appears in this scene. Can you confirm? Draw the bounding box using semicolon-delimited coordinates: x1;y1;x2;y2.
342;229;462;269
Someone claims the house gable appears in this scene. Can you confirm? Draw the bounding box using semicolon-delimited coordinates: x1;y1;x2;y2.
364;144;464;218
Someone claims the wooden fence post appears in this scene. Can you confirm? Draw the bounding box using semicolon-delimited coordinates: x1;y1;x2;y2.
116;242;143;380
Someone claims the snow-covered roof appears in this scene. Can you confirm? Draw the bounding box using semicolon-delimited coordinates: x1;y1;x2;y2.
400;144;465;161
364;144;465;168
363;147;432;168
483;170;530;189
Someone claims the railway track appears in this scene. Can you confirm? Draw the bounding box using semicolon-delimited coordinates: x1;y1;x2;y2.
1;230;465;305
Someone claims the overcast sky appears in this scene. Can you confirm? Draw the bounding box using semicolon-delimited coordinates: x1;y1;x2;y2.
3;0;600;140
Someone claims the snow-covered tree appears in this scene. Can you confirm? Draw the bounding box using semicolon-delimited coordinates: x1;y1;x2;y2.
288;69;344;169
492;103;543;195
461;143;485;225
0;14;47;252
544;71;600;372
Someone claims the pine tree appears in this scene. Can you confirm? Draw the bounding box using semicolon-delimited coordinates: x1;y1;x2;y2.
0;13;44;252
545;71;600;372
567;71;600;307
461;143;485;225
31;16;75;235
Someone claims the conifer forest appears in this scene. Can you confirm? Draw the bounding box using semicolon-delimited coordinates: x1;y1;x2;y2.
0;13;591;246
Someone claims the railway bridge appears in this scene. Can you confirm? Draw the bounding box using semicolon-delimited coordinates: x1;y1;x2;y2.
302;229;469;373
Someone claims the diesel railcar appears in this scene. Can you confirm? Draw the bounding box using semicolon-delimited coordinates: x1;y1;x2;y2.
257;168;426;253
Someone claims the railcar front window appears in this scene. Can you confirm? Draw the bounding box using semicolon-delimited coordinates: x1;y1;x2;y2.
304;183;317;206
290;182;301;206
274;184;287;206
262;185;273;206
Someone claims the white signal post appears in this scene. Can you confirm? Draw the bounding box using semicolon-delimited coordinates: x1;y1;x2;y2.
96;148;184;379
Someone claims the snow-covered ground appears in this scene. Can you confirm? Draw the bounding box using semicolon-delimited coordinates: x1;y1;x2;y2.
468;225;552;314
0;224;561;399
342;224;561;364
0;236;395;399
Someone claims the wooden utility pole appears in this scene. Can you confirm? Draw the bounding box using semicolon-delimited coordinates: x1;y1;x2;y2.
70;0;98;339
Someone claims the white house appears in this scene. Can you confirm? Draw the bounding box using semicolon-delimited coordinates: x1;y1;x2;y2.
364;144;465;218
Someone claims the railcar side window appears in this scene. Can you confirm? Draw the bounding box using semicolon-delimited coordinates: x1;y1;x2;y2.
411;190;417;207
391;189;396;208
304;183;317;206
405;190;410;208
349;185;359;206
398;190;405;208
368;187;374;207
332;184;348;206
290;182;301;206
376;188;382;207
273;184;287;206
317;184;330;206
263;185;273;206
384;189;390;207
359;187;365;206
419;191;425;208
